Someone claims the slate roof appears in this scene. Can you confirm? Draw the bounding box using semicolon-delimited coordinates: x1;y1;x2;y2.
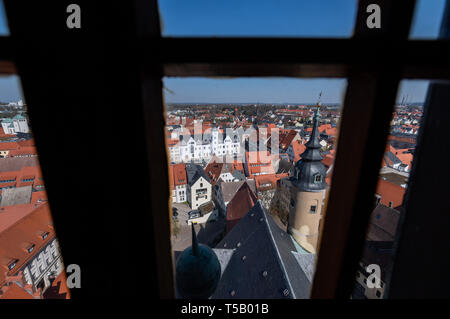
186;163;210;186
366;204;400;242
384;151;402;165
231;170;246;181
198;201;215;215
360;241;394;282
220;180;256;204
292;108;327;192
213;202;313;299
379;172;408;187
277;158;293;174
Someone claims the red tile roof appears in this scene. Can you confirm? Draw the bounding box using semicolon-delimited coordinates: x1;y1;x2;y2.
0;165;43;189
279;130;299;151
226;182;257;233
31;191;48;205
322;154;334;168
205;162;224;185
166;138;179;147
0;142;19;151
253;173;288;192
245;151;275;177
0;281;39;299
291;140;306;162
393;148;413;169
375;178;405;208
0;203;56;286
168;163;187;190
17;139;35;147
172;163;187;186
9;146;37;157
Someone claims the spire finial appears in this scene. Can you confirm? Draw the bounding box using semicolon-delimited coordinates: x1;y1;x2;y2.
191;223;199;256
176;222;222;298
315;92;322;120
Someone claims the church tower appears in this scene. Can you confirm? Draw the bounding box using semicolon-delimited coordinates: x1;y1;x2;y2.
288;96;327;254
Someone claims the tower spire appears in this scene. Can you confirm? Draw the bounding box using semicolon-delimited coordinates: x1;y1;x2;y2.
292;92;326;189
287;91;327;253
301;94;323;161
191;223;199;256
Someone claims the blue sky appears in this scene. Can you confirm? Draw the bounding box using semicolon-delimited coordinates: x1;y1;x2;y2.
159;0;446;38
0;0;8;36
163;77;430;104
159;0;358;37
159;0;444;103
0;0;446;103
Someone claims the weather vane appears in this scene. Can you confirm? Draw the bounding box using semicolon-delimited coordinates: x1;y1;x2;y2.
317;91;322;107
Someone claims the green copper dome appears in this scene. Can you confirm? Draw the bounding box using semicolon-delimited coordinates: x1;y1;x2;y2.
175;224;221;299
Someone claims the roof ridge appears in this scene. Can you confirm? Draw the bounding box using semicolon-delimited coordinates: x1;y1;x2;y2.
259;202;296;299
0;202;48;234
239;180;257;201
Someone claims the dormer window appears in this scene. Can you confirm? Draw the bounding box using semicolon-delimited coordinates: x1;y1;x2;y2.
375;194;382;205
8;259;18;270
314;174;322;183
41;232;49;240
27;244;35;253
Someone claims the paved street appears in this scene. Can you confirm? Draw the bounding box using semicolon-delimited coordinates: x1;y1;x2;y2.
171;202;226;263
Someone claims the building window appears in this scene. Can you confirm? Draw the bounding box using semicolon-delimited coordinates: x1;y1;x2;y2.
290;198;295;208
27;244;35;253
314;174;322;183
375;194;381;205
388;201;393;208
310;205;317;213
376;290;381;298
41;232;49;240
8;259;18;270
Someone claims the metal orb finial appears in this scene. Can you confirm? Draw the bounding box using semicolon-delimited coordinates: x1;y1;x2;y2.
175;224;221;299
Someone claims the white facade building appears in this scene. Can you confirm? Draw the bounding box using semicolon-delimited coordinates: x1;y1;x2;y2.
168;124;241;163
21;238;65;292
172;184;187;203
188;176;211;209
1;114;30;134
186;163;212;209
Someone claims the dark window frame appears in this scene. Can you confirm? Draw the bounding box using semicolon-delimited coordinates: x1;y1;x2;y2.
1;0;449;299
